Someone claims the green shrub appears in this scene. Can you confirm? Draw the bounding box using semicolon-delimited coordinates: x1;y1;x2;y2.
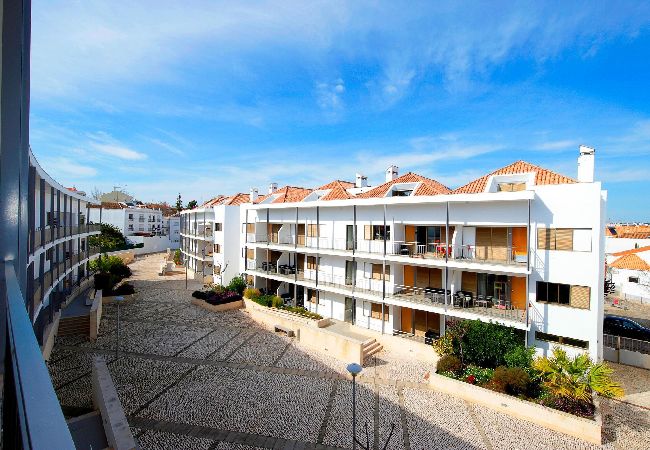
460;320;522;368
174;249;182;265
271;296;284;308
462;366;494;385
432;334;454;356
504;345;535;369
226;275;247;295
437;355;462;375
243;288;261;299
492;366;530;396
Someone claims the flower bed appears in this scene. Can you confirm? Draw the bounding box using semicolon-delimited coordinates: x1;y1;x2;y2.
191;288;242;306
433;320;622;420
244;288;323;320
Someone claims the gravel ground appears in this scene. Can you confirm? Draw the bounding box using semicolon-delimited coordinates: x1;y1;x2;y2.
48;253;648;450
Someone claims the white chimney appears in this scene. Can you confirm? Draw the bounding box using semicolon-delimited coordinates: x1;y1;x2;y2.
577;145;595;183
355;173;368;188
249;187;259;202
268;182;278;194
385;165;399;182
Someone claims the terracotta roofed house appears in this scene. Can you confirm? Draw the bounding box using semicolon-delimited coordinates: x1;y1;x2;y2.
452;160;576;194
356;172;451;198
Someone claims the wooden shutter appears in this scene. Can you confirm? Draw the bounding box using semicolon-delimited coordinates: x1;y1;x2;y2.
512;182;526;192
246;248;254;259
431;268;443;289
371;302;382;319
570;285;590;309
246;223;255;233
414;310;427;336
461;272;477;294
364;225;372;240
537;228;550;250
372;264;383;280
497;183;513;192
491;228;508;261
555;229;574;251
307;256;316;270
475;227;491;260
416;266;429;288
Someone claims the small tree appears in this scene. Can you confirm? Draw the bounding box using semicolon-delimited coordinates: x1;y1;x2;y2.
187;200;198;209
533;347;624;402
88;223;128;252
174;249;182;265
175;193;183;212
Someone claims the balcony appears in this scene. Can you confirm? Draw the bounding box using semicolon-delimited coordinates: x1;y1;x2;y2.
453;244;527;266
390;284;527;323
1;261;76;448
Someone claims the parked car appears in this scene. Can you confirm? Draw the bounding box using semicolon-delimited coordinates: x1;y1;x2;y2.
604;315;650;342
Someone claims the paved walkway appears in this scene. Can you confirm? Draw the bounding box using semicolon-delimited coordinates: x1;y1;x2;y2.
47;254;650;450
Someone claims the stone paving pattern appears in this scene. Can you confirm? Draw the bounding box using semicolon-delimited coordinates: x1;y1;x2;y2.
48;253;650;450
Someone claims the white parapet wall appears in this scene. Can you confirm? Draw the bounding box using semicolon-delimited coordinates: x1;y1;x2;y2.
429;372;602;445
92;357;138;450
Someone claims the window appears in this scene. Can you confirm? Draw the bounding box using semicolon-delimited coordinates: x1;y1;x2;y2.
392;189;413;197
536;281;590;309
128;224;133;231
363;302;389;321
363;225;390;240
308;289;318;304
497;182;526;192
307;224;320;237
307;256;318;270
214;223;223;232
367;263;390;280
128;213;133;220
629;276;639;283
537;228;592;252
214;244;221;253
535;332;588;349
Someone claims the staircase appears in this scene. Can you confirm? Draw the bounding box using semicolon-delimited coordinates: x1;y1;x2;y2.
58;315;90;337
362;338;383;360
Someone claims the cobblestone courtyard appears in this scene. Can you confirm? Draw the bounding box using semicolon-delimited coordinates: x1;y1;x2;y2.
49;254;649;450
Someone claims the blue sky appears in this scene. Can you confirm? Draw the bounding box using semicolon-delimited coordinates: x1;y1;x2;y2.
29;1;650;221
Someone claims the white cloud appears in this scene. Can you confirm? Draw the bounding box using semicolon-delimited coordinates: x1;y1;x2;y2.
315;79;346;112
148;138;185;156
42;157;98;177
534;140;580;151
91;143;147;161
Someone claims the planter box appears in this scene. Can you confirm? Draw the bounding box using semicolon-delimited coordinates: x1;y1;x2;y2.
243;298;330;327
429;372;602;445
243;298;361;364
191;298;243;312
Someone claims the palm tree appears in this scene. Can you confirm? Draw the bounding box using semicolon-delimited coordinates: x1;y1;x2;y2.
533;347;624;402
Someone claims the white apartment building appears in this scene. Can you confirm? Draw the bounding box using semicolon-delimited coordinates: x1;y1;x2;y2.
180;193;250;285
89;203;164;236
242;147;606;360
164;215;181;246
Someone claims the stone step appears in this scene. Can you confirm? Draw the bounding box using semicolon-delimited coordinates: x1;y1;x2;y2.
362;341;383;358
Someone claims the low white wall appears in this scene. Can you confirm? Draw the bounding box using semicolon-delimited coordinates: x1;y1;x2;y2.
604;347;650;370
126;235;178;254
429;372;602;445
92;357;138;450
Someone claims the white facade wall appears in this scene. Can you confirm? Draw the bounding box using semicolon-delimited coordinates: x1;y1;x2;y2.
240;178;606;361
610;268;650;303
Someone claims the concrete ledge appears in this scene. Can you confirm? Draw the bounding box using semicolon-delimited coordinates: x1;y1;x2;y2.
243;298;362;364
90;290;103;341
191;298;244;312
92;357;138;450
429;372;602;445
102;293;134;304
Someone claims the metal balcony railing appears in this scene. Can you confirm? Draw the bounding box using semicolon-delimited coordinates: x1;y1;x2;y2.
1;261;76;448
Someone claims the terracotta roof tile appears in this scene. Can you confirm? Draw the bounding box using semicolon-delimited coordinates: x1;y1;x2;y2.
452;160;575;194
317;180;355;201
606;225;650;239
611;246;650;257
256;186;312;204
356;172;450;199
609;254;650;271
